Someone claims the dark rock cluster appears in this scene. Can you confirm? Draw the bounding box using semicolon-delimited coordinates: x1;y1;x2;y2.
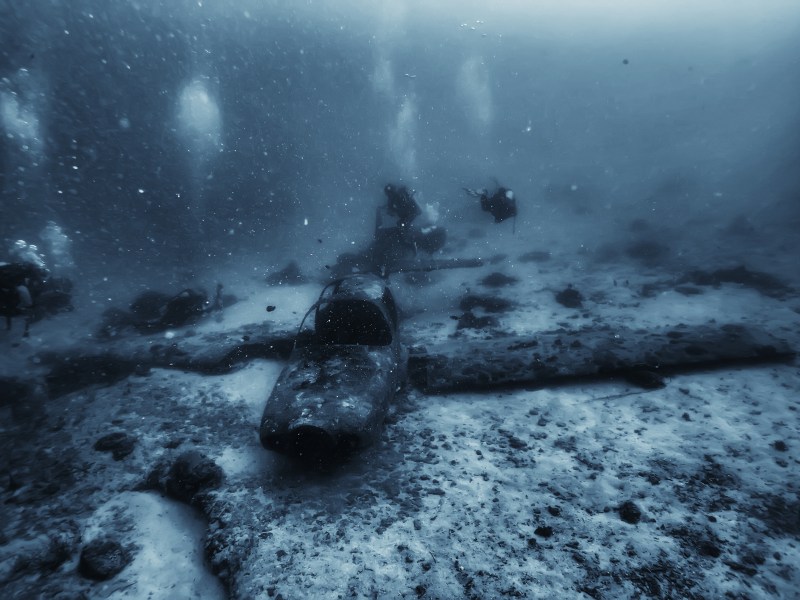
480;272;518;288
555;285;583;308
93;432;136;461
679;265;792;298
143;450;224;507
78;538;133;581
454;311;498;331
618;500;643;525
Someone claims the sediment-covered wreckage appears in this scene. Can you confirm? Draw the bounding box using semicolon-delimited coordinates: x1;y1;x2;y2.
4;273;795;462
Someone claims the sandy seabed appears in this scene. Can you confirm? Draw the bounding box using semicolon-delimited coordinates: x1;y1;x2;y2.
1;221;799;599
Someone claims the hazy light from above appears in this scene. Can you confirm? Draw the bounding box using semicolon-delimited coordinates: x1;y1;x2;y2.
176;78;222;155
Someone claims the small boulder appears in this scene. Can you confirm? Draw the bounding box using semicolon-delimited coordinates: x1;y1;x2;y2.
555;285;583;309
534;526;554;538
94;432;136;461
164;450;224;505
455;311;498;331
480;272;518;288
78;538;132;581
619;500;642;524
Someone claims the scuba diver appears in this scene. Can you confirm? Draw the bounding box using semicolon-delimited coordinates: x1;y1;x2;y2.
0;234;75;337
373;184;420;271
0;260;72;337
0;262;41;335
463;183;518;225
384;183;421;228
331;184;448;278
376;183;446;267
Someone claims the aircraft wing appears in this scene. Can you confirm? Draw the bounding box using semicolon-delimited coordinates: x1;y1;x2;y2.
407;323;795;393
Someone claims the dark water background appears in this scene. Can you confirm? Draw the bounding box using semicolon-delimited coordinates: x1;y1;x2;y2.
2;0;799;304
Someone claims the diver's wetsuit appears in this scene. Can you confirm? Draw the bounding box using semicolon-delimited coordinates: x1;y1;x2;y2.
480;187;517;223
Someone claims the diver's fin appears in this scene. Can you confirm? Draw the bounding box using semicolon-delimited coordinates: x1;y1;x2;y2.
462;187;482;198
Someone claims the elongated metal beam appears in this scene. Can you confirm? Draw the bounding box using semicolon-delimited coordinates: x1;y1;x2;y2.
407;323;795;393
